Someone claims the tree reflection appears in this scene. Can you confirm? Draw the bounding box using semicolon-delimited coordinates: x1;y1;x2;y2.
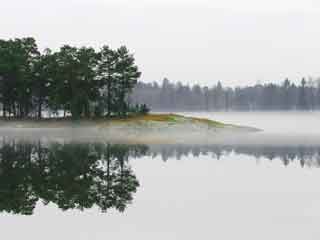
147;144;320;168
0;140;147;215
2;140;320;215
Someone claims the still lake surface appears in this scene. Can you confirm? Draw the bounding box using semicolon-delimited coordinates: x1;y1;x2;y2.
1;111;320;240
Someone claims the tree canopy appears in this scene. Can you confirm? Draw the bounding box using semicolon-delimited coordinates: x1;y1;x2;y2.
0;37;144;119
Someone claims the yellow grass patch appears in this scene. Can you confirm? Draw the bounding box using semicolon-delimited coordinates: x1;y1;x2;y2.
109;114;181;123
107;114;225;127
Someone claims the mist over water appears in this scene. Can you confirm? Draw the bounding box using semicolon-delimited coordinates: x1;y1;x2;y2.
179;111;320;145
0;112;320;240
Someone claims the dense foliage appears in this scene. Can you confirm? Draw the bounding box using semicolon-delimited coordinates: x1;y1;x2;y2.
131;78;320;111
0;37;142;119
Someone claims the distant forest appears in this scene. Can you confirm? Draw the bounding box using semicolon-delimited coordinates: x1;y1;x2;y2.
131;78;320;111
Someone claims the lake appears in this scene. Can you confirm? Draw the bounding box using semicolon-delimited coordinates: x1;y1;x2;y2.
0;112;320;240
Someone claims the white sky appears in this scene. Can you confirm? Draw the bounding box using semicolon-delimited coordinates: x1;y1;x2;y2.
1;0;320;86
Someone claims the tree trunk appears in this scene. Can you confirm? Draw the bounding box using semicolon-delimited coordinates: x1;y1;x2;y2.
84;100;90;118
107;77;111;118
2;103;6;118
38;100;42;119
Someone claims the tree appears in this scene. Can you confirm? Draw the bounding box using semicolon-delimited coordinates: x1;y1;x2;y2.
76;47;99;117
0;37;144;119
14;38;40;118
298;78;308;110
53;45;99;119
115;46;141;116
0;39;13;117
281;78;291;110
96;46;118;117
32;48;56;119
0;38;39;118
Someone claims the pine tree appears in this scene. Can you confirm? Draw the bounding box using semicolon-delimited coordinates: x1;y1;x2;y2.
115;46;141;116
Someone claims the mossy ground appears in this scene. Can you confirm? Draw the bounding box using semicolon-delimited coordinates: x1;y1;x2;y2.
0;113;228;129
107;114;226;128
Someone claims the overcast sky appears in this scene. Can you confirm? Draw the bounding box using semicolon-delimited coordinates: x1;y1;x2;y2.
2;0;320;86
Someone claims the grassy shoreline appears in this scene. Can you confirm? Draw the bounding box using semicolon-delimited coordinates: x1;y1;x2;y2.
0;114;227;128
0;113;260;144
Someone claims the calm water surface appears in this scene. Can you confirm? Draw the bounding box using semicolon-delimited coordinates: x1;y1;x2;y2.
1;112;320;240
182;111;320;135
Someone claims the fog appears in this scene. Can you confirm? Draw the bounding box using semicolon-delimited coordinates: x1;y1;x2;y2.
2;1;320;239
178;111;320;145
0;111;316;146
2;0;320;86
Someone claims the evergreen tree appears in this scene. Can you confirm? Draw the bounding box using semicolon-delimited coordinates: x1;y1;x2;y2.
97;46;118;117
0;37;144;119
115;46;141;116
298;78;308;110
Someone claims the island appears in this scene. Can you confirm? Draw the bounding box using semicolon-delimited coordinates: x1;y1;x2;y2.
0;114;260;144
0;38;260;144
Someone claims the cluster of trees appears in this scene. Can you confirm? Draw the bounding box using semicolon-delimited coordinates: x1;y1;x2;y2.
131;78;320;111
0;140;148;215
0;37;144;119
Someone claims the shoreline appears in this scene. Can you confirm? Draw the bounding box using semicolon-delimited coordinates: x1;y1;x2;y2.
0;114;260;144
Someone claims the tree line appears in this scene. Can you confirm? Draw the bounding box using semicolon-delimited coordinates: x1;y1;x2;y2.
147;144;320;167
0;37;145;119
131;78;320;111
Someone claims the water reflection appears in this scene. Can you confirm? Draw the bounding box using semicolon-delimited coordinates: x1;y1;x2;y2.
0;140;148;215
148;144;320;167
2;140;320;215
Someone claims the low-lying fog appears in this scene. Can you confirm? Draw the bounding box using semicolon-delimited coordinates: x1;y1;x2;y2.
182;111;319;134
1;112;319;240
180;111;320;145
0;111;317;146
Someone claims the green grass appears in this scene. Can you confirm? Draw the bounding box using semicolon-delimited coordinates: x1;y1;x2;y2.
0;113;228;129
106;113;226;128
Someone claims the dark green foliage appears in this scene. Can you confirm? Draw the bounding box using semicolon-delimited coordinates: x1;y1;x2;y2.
0;38;40;118
130;103;150;115
0;37;145;119
0;140;147;215
96;45;119;117
139;104;150;114
115;46;141;116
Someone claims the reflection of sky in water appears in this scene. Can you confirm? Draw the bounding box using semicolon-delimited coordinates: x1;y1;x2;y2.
175;111;320;146
132;147;320;240
1;110;320;240
0;138;319;239
182;111;320;135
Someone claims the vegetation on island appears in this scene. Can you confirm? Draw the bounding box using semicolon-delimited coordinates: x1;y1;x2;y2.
0;37;149;120
104;113;225;127
0;113;227;130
